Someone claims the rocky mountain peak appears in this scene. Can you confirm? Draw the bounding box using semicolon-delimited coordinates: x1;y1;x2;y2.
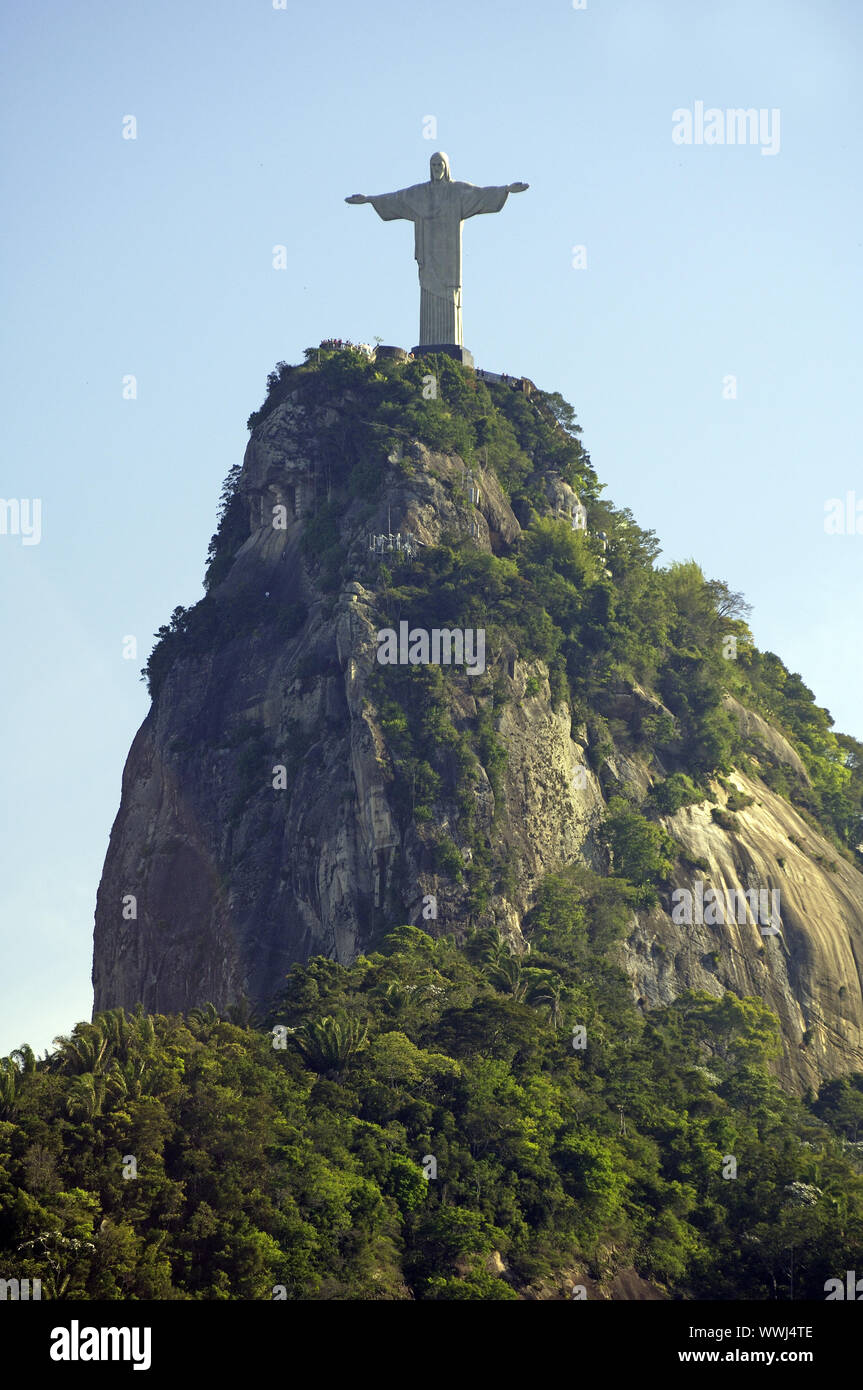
92;347;863;1094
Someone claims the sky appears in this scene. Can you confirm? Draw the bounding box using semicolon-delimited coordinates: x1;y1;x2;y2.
1;0;861;1057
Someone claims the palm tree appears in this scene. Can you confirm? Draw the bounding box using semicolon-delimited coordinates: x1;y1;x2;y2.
189;1003;222;1030
104;1058;132;1106
10;1043;37;1074
64;1072;106;1121
226;998;259;1029
823;1185;849;1238
296;1015;369;1075
130;1011;157;1055
96;1007;130;1061
52;1021;113;1077
0;1059;17;1118
382;981;414;1015
526;974;565;1028
465;924;505;965
380;980;436;1018
484;953;531;1001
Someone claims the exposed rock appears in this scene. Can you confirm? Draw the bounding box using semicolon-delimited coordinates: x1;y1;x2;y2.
624;770;863;1093
723;693;811;784
92;381;863;1097
485;1250;506;1276
522;1264;667;1300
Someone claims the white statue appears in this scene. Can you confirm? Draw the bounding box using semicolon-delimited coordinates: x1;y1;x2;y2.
346;152;528;346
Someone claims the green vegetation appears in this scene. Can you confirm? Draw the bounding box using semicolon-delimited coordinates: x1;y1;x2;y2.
647;773;704;816
141;592;305;699
369;663;502;915
601;797;677;908
146;348;863;866
2;890;862;1300
204;464;244;591
246;349;594;499
103;348;863;1300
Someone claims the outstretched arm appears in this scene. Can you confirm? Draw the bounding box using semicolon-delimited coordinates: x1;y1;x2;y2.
345;188;417;222
460;181;530;219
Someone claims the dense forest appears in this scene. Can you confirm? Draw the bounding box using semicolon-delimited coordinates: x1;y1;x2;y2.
2;899;863;1299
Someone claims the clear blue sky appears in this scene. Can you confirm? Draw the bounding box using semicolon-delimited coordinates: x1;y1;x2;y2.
1;0;861;1057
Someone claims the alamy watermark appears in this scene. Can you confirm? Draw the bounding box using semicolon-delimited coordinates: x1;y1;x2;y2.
672;102;780;157
50;1324;151;1370
376;622;485;676
0;498;41;545
671;882;781;935
0;1277;41;1300
824;491;863;535
825;1271;863;1299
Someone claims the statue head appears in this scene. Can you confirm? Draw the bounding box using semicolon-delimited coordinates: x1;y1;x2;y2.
429;151;451;182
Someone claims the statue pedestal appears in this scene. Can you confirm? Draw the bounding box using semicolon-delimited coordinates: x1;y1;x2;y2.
374;345;411;362
412;344;475;369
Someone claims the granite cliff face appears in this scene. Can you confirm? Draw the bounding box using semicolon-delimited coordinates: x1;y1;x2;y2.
92;365;863;1093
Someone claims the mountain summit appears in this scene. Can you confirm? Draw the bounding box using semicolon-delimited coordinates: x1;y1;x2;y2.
92;345;863;1094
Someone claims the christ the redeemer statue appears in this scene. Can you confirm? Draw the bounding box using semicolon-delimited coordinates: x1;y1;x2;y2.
346;152;528;348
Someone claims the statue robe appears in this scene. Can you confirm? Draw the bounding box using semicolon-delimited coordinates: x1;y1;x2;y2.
367;180;511;346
